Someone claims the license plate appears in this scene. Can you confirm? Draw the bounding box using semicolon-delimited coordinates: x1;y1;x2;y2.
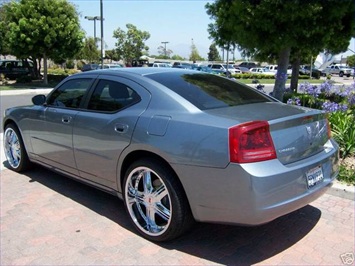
306;166;324;189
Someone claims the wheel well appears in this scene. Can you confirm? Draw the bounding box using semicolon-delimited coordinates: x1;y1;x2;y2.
3;119;16;131
119;151;190;200
120;150;176;186
119;150;193;219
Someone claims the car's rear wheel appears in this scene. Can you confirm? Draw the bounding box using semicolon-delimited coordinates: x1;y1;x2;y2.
339;72;344;77
4;124;31;172
123;159;193;242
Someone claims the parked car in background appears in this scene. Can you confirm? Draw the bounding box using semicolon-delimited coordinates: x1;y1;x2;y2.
0;59;34;80
99;64;124;69
208;63;241;74
172;62;193;69
195;65;219;74
3;68;339;242
321;65;352;77
81;63;99;72
299;65;322;79
250;67;275;76
150;63;171;68
264;65;278;73
234;66;250;74
237;61;258;69
153;61;172;68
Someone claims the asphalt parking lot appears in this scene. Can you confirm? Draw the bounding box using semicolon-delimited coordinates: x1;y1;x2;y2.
1;75;354;265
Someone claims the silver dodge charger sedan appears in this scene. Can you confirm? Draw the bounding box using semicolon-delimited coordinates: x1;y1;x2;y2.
3;68;339;241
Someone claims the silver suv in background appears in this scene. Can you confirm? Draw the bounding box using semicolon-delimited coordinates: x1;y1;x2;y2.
321;65;352;77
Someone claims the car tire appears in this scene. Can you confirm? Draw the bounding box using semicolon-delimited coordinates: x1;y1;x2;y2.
123;158;194;242
4;124;31;172
339;72;344;77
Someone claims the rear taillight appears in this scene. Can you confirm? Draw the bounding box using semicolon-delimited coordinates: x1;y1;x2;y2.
229;121;276;163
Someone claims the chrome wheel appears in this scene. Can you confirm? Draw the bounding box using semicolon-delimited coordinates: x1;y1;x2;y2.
4;127;21;169
125;166;172;237
4;124;30;172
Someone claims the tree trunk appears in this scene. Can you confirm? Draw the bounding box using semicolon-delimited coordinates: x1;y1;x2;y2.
272;47;291;101
43;53;48;85
29;56;40;79
290;57;300;93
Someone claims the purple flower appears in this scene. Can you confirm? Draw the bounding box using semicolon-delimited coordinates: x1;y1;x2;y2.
287;97;301;106
347;92;355;107
321;101;348;113
298;82;320;97
319;80;333;96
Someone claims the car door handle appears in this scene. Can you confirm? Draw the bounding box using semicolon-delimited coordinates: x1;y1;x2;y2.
115;123;129;133
62;116;72;124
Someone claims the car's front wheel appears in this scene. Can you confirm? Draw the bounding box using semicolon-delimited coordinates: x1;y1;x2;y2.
123;159;193;242
339;72;344;77
4;124;31;172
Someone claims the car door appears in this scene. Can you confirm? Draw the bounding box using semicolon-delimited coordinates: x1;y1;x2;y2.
30;77;95;174
72;75;151;188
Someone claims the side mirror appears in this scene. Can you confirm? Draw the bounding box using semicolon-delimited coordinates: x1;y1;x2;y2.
32;94;46;105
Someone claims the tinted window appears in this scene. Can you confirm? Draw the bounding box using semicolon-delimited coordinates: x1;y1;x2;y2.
88;79;140;112
47;78;93;108
148;72;271;110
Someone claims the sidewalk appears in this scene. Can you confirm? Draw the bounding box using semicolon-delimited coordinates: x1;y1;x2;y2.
0;87;52;96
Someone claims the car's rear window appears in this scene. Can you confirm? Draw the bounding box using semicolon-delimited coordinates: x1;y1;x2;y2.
147;72;272;110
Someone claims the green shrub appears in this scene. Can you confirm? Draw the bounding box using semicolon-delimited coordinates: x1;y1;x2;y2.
77;61;84;70
337;162;355;185
66;59;75;69
328;110;355;158
285;81;355;185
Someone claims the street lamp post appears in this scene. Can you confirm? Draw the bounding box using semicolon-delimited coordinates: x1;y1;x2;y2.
100;0;104;68
161;41;169;58
84;15;101;45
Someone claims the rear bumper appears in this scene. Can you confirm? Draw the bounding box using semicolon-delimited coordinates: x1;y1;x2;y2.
174;139;339;225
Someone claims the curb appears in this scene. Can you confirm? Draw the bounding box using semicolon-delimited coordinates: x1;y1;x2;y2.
0;88;52;96
328;180;355;201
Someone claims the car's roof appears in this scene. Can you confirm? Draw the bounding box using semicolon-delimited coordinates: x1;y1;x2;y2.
77;67;196;77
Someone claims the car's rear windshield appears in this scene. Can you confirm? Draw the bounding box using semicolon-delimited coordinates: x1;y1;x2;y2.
147;72;272;110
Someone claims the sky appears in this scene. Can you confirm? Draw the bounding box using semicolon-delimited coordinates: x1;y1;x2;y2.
70;0;354;61
70;0;219;59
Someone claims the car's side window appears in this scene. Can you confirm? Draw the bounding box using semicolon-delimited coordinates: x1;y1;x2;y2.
87;79;140;112
47;78;93;108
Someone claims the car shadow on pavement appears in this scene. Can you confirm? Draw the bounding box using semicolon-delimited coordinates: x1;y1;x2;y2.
19;166;321;265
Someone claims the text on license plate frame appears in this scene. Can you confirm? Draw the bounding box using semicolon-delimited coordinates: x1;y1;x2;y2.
306;165;324;189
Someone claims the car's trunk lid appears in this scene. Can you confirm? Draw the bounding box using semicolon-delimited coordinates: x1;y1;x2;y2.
206;102;330;165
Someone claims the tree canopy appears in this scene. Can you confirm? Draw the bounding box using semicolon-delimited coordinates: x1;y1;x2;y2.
189;39;204;62
157;45;173;59
206;0;355;100
78;37;100;63
113;23;150;65
0;5;10;56
208;43;221;62
2;0;84;83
